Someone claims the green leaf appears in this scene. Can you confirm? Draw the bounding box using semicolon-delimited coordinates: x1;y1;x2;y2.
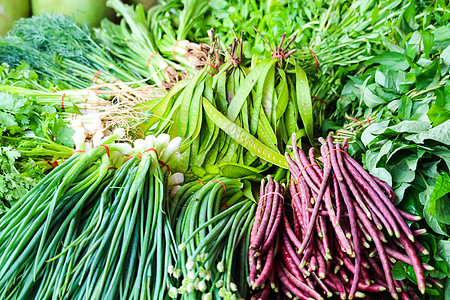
421;29;435;58
423;209;448;236
0;112;18;132
426;172;450;225
428;85;450;126
385;120;431;134
440;45;450;74
0;93;15;110
415;59;440;91
364;144;393;185
366;52;409;71
361;120;390;145
5;149;20;163
438;240;450;270
406;119;450;145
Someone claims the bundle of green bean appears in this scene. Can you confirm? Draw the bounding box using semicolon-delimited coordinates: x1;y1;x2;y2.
172;178;256;299
138;32;313;175
0;130;184;299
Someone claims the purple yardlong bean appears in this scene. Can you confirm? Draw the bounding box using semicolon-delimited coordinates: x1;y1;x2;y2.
342;257;370;286
299;177;312;222
283;213;302;250
325;136;344;182
413;229;427;236
280;265;325;300
293;206;302;238
360;235;371;249
260;186;284;255
297;140;333;254
291;134;319;189
291;179;306;233
307;209;350;218
256;255;262;270
251;179;266;247
319;216;331;259
319;142;353;255
355;182;393;234
328;273;347;300
249;250;258;285
336;143;371;218
329;171;361;292
276;264;319;300
398;233;426;294
427;277;444;289
289;144;321;197
398;210;421;222
316;217;323;239
345;154;414;241
316;249;326;278
253;243;275;288
298;146;322;188
308;147;323;176
346;158;398;237
370;174;395;202
269;267;276;290
251;177;275;250
279;245;303;280
316;239;328;266
300;240;314;268
332;174;342;226
261;181;281;249
323;276;337;291
354;205;398;299
342;138;348;150
357;283;387;292
282;230;306;276
381;246;434;271
258;283;272;300
338;267;349;282
310;255;318;271
331;139;362;299
357;219;372;242
286;152;302;182
399;291;411;300
305;276;314;288
312;272;334;298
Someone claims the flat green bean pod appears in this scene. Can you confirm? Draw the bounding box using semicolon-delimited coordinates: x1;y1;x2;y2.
203;97;288;169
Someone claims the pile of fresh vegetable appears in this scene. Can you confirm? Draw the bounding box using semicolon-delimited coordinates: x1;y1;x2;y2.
0;0;449;299
244;134;441;300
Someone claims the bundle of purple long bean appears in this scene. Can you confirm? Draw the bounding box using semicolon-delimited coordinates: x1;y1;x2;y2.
276;133;440;299
248;176;285;299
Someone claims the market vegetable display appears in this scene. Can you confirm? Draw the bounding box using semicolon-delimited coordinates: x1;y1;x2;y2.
0;0;449;299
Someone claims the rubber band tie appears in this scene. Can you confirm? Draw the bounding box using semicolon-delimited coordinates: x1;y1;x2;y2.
210;180;226;196
96;145;110;157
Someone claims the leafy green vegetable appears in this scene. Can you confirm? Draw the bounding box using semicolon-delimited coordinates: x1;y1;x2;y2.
0;147;46;212
0;67;75;212
1;14;141;89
